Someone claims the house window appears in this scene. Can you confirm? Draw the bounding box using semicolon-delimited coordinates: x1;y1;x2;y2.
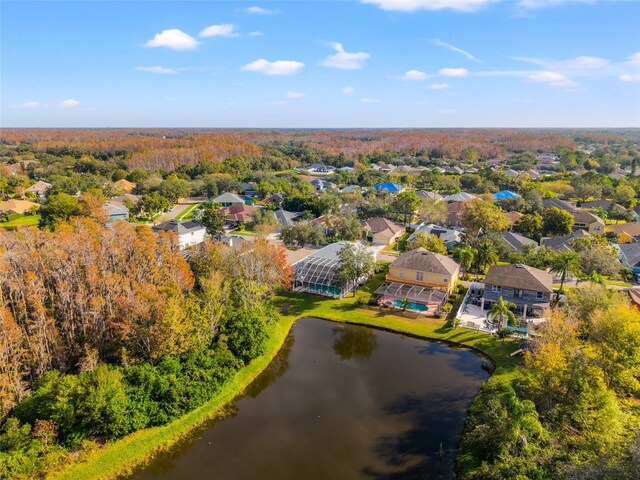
399;269;404;279
536;291;544;299
443;277;449;283
514;289;524;298
416;272;424;281
492;285;501;293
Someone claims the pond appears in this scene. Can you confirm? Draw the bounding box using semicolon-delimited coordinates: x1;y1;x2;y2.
133;317;490;480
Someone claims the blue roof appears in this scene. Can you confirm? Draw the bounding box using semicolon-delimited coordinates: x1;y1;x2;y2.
374;182;403;193
493;190;521;200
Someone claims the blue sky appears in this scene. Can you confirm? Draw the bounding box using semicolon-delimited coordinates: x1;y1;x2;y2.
1;0;639;128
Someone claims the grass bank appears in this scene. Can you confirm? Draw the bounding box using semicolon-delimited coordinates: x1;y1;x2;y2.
53;274;519;480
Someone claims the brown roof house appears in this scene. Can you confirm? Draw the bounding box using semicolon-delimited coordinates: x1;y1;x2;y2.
0;199;40;215
362;217;404;245
375;248;460;314
220;203;257;225
607;221;640;244
482;264;553;319
446;201;468;228
572;209;605;234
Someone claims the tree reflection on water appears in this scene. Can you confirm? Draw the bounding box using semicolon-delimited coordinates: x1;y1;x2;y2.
332;324;378;360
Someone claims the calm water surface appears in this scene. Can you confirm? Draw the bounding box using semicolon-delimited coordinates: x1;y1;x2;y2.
133;317;489;480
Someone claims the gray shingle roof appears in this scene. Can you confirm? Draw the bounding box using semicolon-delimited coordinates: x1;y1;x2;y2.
541;230;590;251
484;264;553;293
498;231;538;253
153;220;205;234
542;198;577;213
619;243;640;268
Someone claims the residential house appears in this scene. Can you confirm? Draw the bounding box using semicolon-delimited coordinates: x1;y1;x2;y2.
213;192;245;207
580;200;615;210
378;163;397;173
443;192;475;203
374;248;460;314
482;264;553;318
238;182;258;199
542;198;577;213
618;243;640;277
112;179;136;195
523;169;540;179
498;231;538;253
152;220;206;250
408;223;463;252
626;288;640;311
362;217;404;245
503;168;519;177
339;185;363;194
572;209;605;234
218;234;247;249
25;180;52;200
264;192;285;206
632;205;640;221
103;200;129;222
607;221;640;244
450;166;464;174
220;203;258;225
292;242;376;298
541;230;590;251
415;190;442;201
337;166;355;173
505;211;523;227
310;178;334;192
306;163;335;174
493;190;521;201
373;182;403;194
0;199;40;215
274;208;303;229
446;201;468;228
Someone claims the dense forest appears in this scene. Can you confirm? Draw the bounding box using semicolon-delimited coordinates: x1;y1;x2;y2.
0;218;290;478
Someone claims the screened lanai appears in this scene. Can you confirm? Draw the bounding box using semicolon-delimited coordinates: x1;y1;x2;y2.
374;281;447;313
292;255;344;297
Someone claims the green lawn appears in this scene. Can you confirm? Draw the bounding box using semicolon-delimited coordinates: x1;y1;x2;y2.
53;273;519;480
175;203;202;221
0;214;40;228
229;228;257;236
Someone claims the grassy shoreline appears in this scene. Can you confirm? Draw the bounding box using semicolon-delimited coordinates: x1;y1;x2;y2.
52;283;519;480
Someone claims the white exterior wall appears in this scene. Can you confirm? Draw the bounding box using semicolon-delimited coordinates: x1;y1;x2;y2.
178;228;207;250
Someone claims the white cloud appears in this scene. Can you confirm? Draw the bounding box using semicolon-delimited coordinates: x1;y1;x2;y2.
135;66;177;74
249;31;263;37
200;24;239;38
242;59;305;75
625;52;640;67
620;73;640;83
439;108;457;114
342;86;355;94
439;67;468;77
401;70;429;80
556;56;609;69
361;98;379;103
17;101;40;109
425;83;451;90
286;91;305;99
518;0;594;9
145;29;200;51
245;6;277;14
320;43;370;70
59;99;80;108
528;71;579;89
431;39;481;62
362;0;499;12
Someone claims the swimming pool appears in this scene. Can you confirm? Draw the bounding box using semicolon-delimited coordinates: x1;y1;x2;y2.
393;300;428;312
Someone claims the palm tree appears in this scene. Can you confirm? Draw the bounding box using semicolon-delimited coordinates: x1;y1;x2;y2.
490;296;517;329
401;296;410;314
456;246;476;280
550;250;581;297
476;240;499;274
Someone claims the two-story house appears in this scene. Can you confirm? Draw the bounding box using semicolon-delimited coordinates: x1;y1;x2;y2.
482;264;553;319
375;248;460;314
572;209;605;234
152;220;207;250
